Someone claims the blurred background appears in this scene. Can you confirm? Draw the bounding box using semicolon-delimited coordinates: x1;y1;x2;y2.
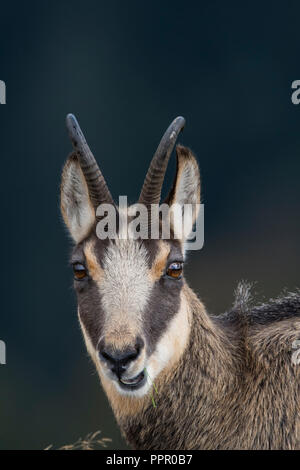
0;0;300;450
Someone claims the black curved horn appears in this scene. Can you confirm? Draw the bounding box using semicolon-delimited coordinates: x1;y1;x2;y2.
66;113;114;208
138;116;185;205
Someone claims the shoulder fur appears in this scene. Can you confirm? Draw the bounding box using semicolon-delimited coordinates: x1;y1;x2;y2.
219;281;300;326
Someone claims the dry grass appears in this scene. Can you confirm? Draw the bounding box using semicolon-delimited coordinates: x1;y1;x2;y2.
45;431;112;450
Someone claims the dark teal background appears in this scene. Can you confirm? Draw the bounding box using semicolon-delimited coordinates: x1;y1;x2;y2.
0;1;300;449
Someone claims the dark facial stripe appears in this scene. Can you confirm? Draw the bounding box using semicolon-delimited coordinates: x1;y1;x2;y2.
142;239;184;355
76;279;105;349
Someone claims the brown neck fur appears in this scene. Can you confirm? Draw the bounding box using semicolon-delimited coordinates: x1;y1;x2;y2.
106;285;300;449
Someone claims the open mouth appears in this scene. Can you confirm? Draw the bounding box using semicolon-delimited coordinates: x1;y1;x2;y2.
119;370;146;390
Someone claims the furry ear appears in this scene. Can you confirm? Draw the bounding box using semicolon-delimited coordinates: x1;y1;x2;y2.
165;145;200;240
60;153;95;243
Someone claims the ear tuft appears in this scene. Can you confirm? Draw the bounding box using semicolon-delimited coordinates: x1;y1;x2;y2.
60;153;95;243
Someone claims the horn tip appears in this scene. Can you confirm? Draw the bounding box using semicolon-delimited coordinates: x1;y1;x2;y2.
174;116;186;128
66;114;82;148
66;113;77;129
168;116;185;141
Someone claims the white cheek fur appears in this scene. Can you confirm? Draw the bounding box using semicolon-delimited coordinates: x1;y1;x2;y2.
143;294;190;385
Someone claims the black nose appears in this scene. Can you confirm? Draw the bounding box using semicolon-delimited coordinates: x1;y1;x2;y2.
99;337;144;378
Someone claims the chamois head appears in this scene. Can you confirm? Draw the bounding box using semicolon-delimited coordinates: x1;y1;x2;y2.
60;114;200;397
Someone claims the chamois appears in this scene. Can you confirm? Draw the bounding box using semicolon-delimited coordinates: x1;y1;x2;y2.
60;114;300;450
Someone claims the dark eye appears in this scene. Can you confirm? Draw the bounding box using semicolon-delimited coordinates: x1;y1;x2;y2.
73;263;88;280
166;262;183;280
